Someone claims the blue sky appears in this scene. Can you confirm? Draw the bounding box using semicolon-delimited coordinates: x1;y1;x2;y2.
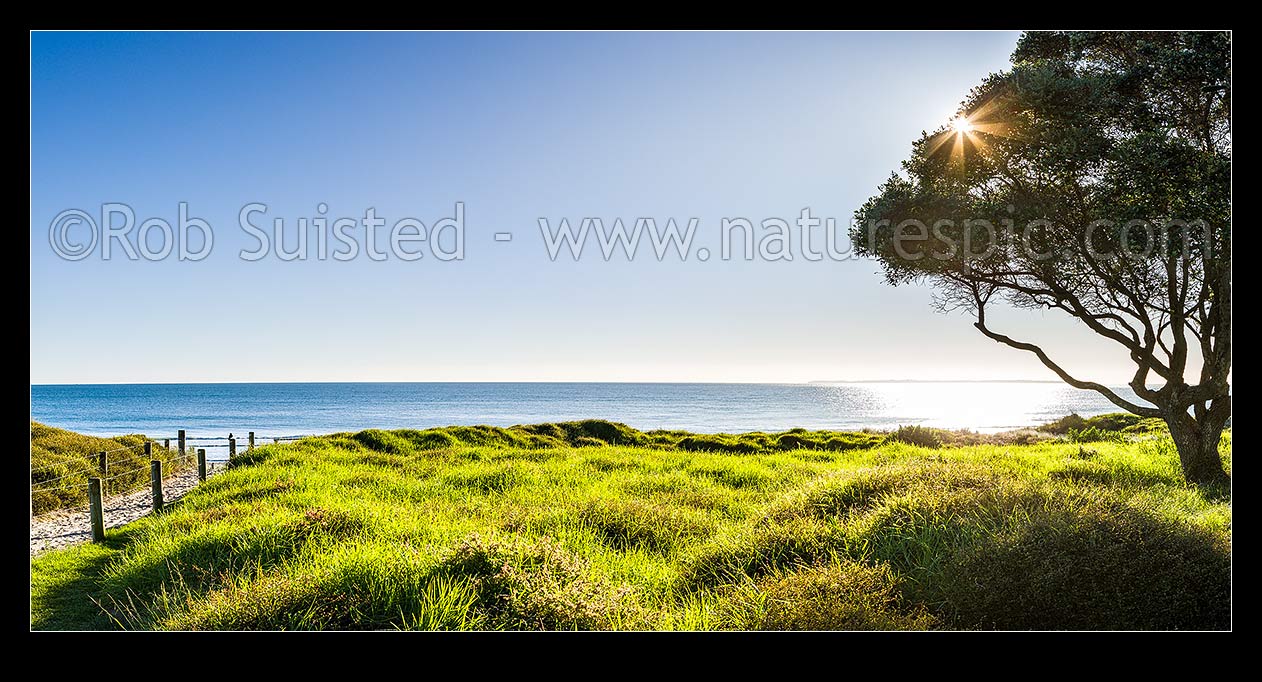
30;31;1136;384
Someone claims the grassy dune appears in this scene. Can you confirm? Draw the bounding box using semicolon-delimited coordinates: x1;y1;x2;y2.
30;422;188;515
30;419;1231;630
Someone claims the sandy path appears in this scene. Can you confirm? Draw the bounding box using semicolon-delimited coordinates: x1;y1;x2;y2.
30;464;226;556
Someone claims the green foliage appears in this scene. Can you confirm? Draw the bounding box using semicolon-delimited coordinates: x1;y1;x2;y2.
1066;427;1128;444
1034;413;1173;447
852;32;1230;285
891;425;944;448
1123;418;1170;434
31;423;1231;631
1040;414;1089;434
1040;412;1152;436
1078;413;1143;432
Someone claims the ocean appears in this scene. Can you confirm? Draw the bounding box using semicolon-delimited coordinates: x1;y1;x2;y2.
30;381;1146;441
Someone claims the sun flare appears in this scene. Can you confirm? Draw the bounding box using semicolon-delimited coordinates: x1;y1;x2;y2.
926;112;996;163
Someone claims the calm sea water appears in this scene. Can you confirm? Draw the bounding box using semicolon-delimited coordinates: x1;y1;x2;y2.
30;382;1145;440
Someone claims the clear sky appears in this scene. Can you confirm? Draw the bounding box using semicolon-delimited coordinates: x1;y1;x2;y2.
30;30;1138;384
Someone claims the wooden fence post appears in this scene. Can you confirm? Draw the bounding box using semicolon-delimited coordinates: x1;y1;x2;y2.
229;435;236;460
145;441;152;458
249;431;255;450
97;451;108;496
88;478;105;542
178;429;186;458
198;448;206;482
164;438;170;451
150;460;163;513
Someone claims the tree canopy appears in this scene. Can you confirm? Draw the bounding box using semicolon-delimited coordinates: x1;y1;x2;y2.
850;31;1231;485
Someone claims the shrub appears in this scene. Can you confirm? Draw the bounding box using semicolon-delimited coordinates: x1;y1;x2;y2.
890;425;944;448
1042;412;1144;435
1038;414;1089;434
1083;413;1143;431
1066;427;1127;444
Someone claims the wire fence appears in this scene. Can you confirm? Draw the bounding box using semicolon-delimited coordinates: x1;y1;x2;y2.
30;430;313;505
29;444;134;475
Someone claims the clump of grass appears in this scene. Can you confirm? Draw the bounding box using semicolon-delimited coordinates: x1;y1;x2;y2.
727;561;936;631
352;429;414;455
680;516;844;589
435;534;638;630
445;463;524;494
576;497;715;553
687;461;774;490
844;475;1052;585
782;460;1014;521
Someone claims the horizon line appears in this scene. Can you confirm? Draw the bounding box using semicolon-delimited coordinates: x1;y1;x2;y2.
30;378;1093;387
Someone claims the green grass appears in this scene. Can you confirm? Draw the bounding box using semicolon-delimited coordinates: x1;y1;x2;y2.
30;421;189;515
30;419;1231;630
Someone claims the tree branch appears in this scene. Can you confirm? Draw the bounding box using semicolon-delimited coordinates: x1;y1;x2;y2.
973;306;1162;417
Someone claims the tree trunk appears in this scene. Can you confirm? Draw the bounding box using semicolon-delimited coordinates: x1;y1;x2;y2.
1165;411;1230;488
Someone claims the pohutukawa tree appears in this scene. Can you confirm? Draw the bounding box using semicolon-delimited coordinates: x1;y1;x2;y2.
851;31;1231;486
